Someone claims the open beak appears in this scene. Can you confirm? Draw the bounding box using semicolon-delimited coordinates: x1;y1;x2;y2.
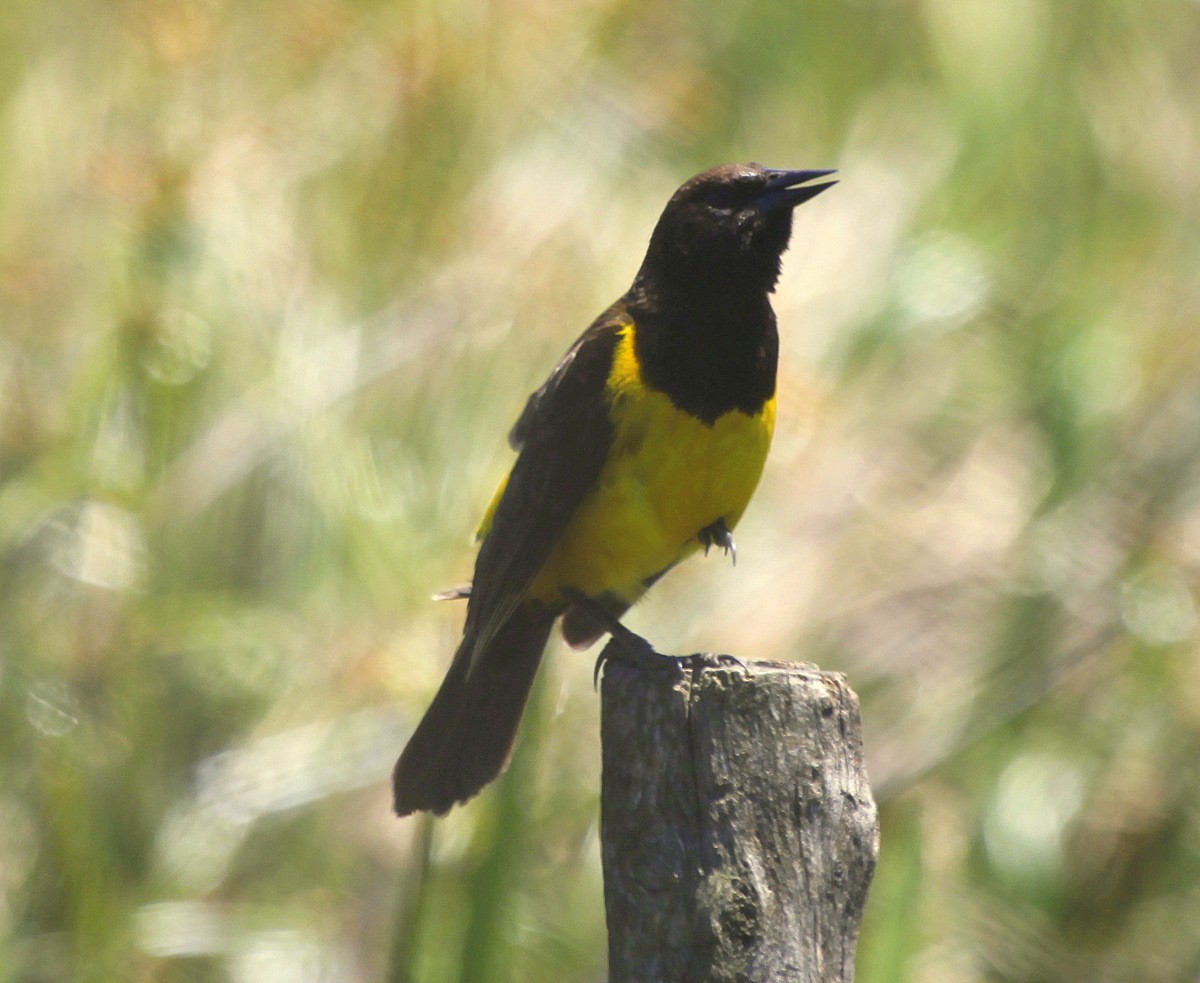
755;168;838;212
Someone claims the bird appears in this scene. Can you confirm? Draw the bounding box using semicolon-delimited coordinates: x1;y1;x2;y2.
393;162;836;817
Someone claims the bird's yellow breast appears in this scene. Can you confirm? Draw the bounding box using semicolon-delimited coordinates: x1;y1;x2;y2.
529;323;775;603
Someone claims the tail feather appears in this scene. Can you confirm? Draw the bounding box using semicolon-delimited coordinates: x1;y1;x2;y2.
393;601;555;816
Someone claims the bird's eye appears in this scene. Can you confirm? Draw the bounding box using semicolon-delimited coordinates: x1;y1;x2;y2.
700;185;743;210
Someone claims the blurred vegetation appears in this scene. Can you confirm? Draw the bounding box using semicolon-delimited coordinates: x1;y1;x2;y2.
1;0;1199;981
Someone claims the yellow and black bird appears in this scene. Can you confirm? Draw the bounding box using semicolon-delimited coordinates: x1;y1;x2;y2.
393;162;836;816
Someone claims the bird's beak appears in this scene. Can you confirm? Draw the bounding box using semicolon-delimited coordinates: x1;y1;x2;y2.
755;168;838;212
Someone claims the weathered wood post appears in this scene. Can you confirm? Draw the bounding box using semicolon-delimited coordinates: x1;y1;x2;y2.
600;655;879;983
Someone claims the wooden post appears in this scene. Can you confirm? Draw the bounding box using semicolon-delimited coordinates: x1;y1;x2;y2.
600;654;879;983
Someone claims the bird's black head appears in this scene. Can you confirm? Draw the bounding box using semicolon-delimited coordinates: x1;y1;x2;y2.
638;162;836;297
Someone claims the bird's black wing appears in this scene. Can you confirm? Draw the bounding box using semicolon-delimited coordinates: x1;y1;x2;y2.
506;304;621;452
462;304;628;670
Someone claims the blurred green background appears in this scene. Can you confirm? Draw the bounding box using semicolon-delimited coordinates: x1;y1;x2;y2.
2;0;1199;980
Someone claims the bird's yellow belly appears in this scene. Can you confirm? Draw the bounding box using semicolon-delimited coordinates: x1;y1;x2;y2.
529;351;775;603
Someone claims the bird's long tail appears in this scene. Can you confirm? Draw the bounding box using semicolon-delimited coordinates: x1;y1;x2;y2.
393;601;555;816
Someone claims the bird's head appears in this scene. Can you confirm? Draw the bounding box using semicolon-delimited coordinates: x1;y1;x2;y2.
640;163;836;295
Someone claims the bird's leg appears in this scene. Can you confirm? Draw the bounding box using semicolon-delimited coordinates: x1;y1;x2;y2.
561;589;683;686
699;517;736;566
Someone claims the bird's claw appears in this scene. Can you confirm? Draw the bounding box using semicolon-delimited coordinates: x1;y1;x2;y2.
594;648;748;686
561;589;744;687
699;517;736;566
593;632;681;687
561;588;677;688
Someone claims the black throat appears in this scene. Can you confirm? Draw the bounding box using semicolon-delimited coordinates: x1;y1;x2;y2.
625;274;779;426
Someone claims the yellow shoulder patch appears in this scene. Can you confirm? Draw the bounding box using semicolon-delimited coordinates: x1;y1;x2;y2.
475;470;509;542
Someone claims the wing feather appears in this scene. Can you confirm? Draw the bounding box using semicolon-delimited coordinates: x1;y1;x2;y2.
463;305;628;669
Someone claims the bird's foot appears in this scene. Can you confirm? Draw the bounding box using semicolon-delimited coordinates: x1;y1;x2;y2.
595;645;749;687
561;589;680;686
699;517;736;566
593;633;684;688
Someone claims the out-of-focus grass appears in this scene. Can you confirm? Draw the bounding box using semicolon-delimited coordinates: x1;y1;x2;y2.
2;1;1199;981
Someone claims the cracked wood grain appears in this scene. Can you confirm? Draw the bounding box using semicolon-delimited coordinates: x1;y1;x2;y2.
600;655;879;983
